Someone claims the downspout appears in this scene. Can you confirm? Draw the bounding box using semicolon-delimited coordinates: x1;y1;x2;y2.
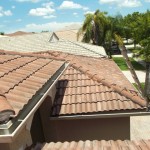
0;62;69;143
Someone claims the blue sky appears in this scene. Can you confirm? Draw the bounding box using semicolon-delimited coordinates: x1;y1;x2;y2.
0;0;150;33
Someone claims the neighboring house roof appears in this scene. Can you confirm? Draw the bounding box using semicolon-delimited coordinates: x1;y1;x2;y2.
0;32;106;58
38;139;150;150
6;31;33;37
0;35;8;38
0;51;65;124
56;29;82;42
33;51;147;117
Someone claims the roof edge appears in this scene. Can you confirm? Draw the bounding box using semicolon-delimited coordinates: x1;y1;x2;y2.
50;110;149;120
0;62;69;143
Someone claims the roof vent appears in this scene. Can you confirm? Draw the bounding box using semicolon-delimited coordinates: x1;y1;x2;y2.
0;94;15;124
49;32;59;43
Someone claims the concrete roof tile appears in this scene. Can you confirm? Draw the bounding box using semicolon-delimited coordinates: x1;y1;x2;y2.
0;52;65;123
40;140;150;150
0;32;106;58
34;51;147;116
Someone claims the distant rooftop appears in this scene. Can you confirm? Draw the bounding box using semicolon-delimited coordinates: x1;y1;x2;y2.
6;31;33;37
0;32;107;58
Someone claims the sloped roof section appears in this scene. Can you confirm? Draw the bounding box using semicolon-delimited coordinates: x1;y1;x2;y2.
56;29;82;42
33;51;147;116
52;66;144;116
6;31;33;37
0;32;106;58
39;140;150;150
0;52;65;123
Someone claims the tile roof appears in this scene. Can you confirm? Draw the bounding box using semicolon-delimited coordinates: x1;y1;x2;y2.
0;32;106;58
56;29;82;42
39;139;150;150
0;52;64;123
32;51;147;116
6;31;33;37
52;66;144;116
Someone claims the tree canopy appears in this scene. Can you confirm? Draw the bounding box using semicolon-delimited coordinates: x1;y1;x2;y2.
78;9;150;61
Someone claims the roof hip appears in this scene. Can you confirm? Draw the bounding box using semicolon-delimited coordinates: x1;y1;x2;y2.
70;62;147;107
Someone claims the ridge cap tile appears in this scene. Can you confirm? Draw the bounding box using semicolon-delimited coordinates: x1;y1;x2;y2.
0;93;15;123
68;61;147;108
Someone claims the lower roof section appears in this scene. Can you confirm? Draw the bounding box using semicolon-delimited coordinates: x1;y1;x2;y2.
38;139;150;150
51;66;146;117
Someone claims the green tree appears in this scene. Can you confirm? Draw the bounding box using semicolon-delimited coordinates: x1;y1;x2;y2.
77;10;110;46
135;38;150;98
0;32;4;35
123;12;143;48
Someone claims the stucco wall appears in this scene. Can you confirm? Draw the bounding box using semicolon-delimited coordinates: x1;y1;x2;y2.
0;128;32;150
46;117;130;142
36;92;130;142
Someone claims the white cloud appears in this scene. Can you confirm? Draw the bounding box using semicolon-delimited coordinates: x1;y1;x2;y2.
59;1;88;10
0;6;12;17
43;15;56;19
84;11;95;15
99;0;119;4
29;7;55;16
12;6;16;9
73;12;78;15
16;19;22;22
0;13;3;17
99;0;142;7
19;22;82;32
16;0;40;3
119;0;142;7
29;2;55;17
4;10;12;16
42;2;54;7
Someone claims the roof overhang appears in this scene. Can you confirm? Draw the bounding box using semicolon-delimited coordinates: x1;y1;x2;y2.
0;62;69;143
50;109;150;120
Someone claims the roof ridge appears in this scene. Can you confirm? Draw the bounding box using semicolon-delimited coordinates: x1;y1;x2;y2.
35;50;108;60
0;50;66;62
70;62;147;107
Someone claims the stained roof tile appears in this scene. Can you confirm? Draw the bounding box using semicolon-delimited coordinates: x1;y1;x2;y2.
0;50;147;117
51;64;146;116
0;52;65;123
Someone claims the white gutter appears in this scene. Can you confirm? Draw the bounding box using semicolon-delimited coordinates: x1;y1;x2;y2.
50;110;150;121
0;62;69;143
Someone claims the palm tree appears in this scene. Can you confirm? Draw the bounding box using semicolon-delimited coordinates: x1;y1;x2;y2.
136;38;150;99
77;10;110;46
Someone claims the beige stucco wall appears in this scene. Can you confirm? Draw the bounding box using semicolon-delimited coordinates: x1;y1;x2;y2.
36;90;131;142
45;117;130;142
0;128;32;150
